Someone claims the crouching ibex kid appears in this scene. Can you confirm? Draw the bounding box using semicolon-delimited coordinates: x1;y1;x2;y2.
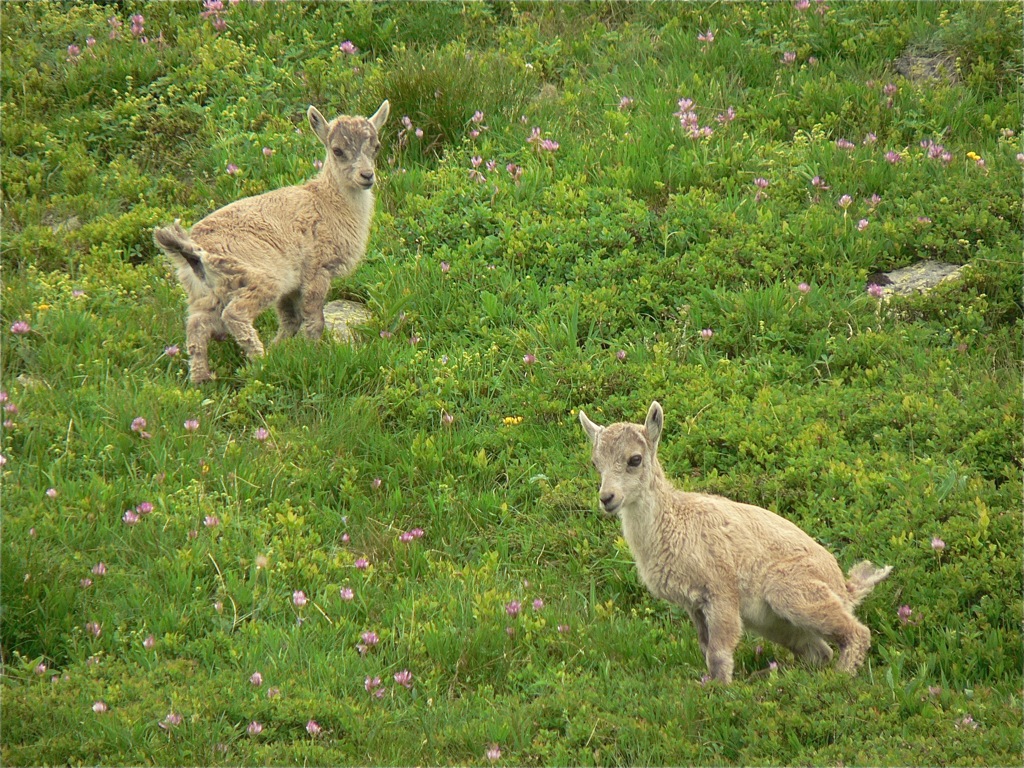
579;401;892;683
154;100;390;383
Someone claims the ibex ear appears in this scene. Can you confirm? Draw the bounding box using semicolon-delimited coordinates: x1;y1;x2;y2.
307;106;330;145
579;410;603;447
368;100;390;133
644;401;664;448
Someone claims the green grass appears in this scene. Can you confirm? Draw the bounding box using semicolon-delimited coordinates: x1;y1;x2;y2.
2;1;1022;765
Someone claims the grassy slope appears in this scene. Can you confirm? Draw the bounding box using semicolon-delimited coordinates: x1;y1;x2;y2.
1;1;1022;765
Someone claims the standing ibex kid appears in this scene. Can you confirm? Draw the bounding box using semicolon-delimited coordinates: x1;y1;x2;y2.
154;100;390;383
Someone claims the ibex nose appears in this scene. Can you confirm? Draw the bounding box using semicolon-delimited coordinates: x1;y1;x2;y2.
359;170;375;186
600;492;617;510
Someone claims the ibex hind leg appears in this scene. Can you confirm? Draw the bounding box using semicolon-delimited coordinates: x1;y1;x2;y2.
756;613;834;667
765;580;869;674
220;286;275;359
185;296;223;384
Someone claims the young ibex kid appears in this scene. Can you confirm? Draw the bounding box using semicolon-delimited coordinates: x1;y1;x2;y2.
579;401;892;683
154;100;390;383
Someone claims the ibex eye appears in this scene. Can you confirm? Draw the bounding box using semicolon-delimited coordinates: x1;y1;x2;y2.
627;454;642;467
332;147;345;158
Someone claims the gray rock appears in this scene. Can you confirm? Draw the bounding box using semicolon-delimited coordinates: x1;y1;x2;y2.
870;260;965;298
894;48;959;85
16;374;46;390
323;299;372;343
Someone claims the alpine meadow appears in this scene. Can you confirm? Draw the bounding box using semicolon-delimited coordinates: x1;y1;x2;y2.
1;1;1022;765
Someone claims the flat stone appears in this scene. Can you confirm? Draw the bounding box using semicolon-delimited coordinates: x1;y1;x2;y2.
323;299;372;343
871;260;965;298
894;47;959;85
16;374;46;390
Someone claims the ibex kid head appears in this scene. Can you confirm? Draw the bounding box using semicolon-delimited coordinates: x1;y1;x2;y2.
579;401;664;516
307;100;390;192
